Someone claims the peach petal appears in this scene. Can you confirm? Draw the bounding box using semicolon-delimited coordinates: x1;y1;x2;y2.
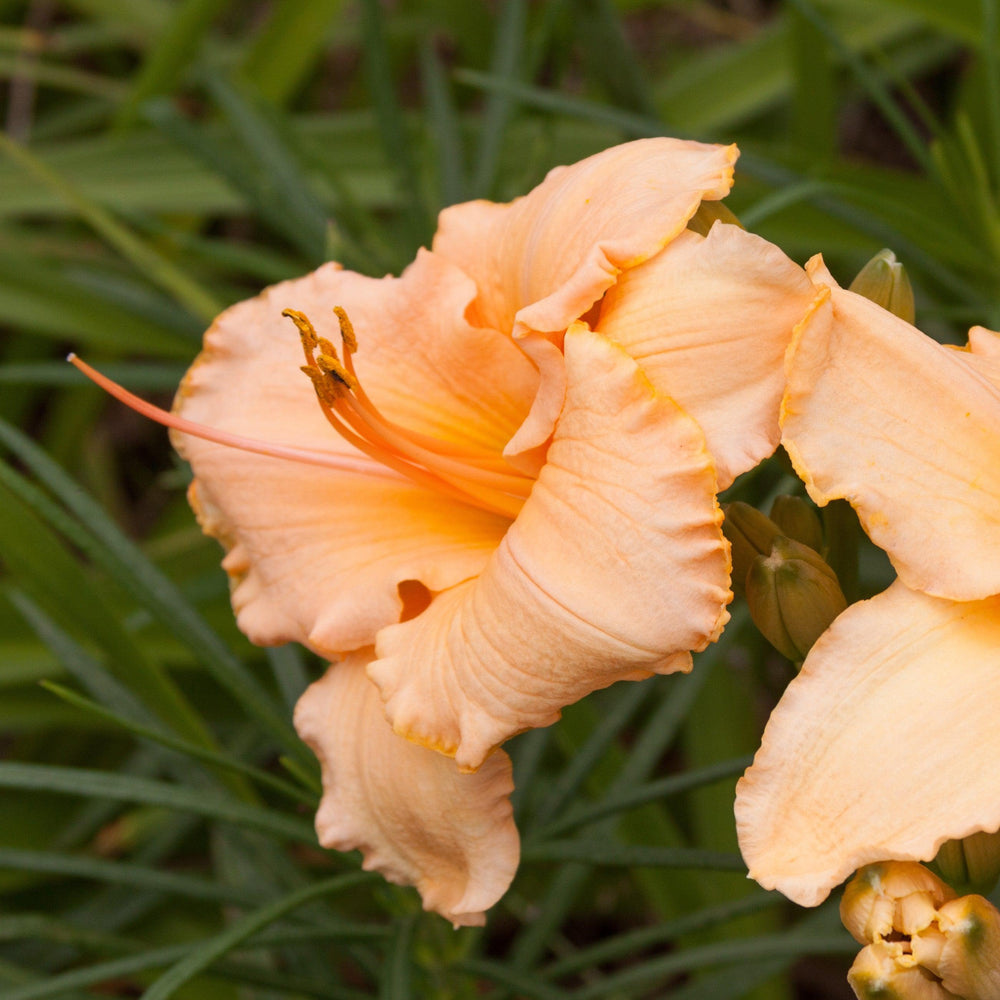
781;257;1000;602
293;651;519;927
369;324;731;770
433;138;738;341
735;580;1000;907
598;224;817;488
175;250;536;654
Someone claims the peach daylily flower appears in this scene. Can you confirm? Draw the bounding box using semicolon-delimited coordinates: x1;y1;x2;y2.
94;139;815;924
735;257;1000;909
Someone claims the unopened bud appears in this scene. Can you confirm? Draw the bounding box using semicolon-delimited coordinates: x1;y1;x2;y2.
722;502;782;596
745;535;847;661
686;200;743;237
933;830;1000;897
769;494;824;553
849;248;915;324
848;941;959;1000
934;894;1000;998
841;862;1000;1000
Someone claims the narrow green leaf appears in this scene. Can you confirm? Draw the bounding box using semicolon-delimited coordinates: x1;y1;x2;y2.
454;959;569;1000
115;0;231;128
783;0;933;172
419;40;466;205
572;933;856;1000
358;0;429;245
530;682;647;829
788;1;837;159
0;847;262;906
379;914;416;1000
0;471;223;760
0;418;310;767
241;0;347;106
0;54;125;99
471;0;527;197
41;681;317;806
139;873;376;1000
0;134;222;322
0;360;186;389
0;762;317;844
521;842;745;871
532;756;753;841
541;894;781;980
202;72;331;261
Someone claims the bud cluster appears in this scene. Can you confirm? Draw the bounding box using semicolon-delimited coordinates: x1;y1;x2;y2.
723;499;846;662
841;862;1000;1000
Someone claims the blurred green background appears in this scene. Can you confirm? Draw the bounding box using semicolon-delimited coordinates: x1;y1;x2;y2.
1;1;997;998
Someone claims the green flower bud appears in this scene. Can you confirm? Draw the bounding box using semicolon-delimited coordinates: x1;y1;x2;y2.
769;494;824;553
686;200;744;237
745;535;847;661
933;830;1000;897
722;502;782;596
848;248;915;324
935;894;1000;999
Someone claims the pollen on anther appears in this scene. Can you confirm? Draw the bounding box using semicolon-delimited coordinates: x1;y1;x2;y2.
333;306;358;354
282;308;319;348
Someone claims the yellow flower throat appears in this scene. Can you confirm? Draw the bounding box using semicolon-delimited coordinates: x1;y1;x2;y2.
283;307;529;520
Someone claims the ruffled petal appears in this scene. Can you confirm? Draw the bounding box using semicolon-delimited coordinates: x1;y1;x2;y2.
175;250;536;654
597;224;816;489
433;138;738;341
369;324;731;770
735;580;1000;907
781;257;1000;601
294;651;519;927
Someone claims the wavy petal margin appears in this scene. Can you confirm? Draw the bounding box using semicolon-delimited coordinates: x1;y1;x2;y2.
369;324;731;770
598;224;817;489
294;652;519;926
175;251;534;655
433;137;738;341
736;581;1000;907
781;257;1000;602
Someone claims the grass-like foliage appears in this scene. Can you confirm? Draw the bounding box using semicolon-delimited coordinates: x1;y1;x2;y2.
1;1;997;997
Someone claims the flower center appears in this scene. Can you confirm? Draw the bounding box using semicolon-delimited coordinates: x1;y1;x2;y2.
283;307;531;519
67;308;533;521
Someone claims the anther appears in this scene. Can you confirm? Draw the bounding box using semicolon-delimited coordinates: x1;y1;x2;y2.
334;306;357;354
282;308;319;349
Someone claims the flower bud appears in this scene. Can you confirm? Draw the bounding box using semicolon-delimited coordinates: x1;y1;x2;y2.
769;494;824;553
686;200;743;236
933;830;1000;897
935;894;1000;998
841;862;1000;1000
848;941;960;1000
745;535;847;661
722;502;783;596
848;248;915;324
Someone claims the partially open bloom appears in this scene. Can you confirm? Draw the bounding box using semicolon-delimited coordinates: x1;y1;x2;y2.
89;139;815;923
840;861;1000;1000
735;256;1000;913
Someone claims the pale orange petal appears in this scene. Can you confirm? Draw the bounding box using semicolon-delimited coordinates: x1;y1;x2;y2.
735;580;1000;907
781;257;1000;602
597;224;816;488
369;324;731;770
433;138;738;340
294;651;518;926
175;250;535;654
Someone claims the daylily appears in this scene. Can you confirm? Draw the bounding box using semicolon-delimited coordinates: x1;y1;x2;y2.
735;256;1000;912
80;138;816;924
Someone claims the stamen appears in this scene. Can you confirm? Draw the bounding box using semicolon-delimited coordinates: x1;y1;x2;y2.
283;307;533;518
